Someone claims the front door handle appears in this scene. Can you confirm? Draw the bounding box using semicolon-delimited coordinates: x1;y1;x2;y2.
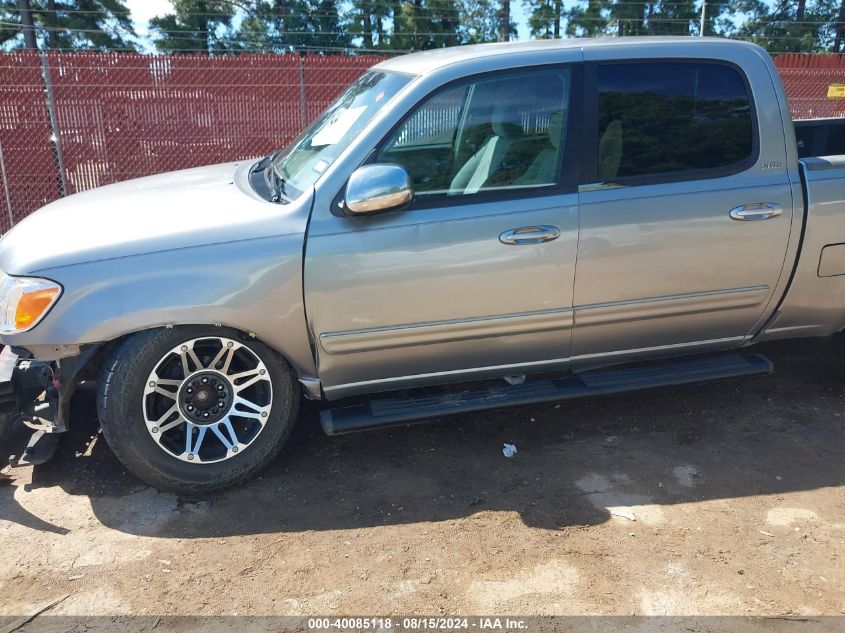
729;203;783;221
499;225;560;245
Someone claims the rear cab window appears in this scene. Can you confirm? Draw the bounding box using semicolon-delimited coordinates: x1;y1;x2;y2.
593;61;757;185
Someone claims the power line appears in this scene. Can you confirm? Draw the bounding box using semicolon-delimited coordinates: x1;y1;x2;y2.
3;1;840;20
0;21;478;37
4;17;844;35
2;7;843;54
2;12;842;27
0;3;716;15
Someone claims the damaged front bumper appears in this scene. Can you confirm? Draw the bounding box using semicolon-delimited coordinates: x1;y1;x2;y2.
0;344;101;465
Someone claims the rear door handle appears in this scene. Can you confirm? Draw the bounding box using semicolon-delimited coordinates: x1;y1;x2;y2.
499;225;560;245
729;203;783;221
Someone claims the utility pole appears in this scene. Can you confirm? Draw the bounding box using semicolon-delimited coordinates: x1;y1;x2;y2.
502;0;510;41
17;0;38;50
699;0;706;37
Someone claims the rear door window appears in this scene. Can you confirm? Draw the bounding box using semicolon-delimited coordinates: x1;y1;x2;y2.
595;61;756;183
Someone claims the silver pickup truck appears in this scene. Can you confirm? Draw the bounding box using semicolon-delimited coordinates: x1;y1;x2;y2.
0;37;843;492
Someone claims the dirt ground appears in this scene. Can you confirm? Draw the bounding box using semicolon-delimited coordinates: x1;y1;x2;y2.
0;339;843;626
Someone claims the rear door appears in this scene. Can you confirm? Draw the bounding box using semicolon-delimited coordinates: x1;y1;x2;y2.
572;52;794;358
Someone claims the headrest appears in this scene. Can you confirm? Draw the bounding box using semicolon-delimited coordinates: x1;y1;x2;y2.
491;101;524;139
547;110;565;150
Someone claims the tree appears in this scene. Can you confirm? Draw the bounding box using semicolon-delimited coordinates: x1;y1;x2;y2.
524;0;564;37
732;0;839;53
697;0;733;36
295;0;349;50
566;0;611;37
348;0;389;49
0;0;137;50
646;0;697;35
14;0;37;49
424;0;462;47
234;0;350;51
601;0;699;37
606;0;645;35
149;0;239;53
459;0;504;43
375;0;486;51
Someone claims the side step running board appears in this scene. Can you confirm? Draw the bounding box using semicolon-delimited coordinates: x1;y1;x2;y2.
320;352;772;436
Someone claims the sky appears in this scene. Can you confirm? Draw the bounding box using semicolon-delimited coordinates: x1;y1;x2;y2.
125;0;172;31
123;0;533;48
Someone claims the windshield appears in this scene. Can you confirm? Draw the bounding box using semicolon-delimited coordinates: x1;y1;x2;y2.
270;70;411;200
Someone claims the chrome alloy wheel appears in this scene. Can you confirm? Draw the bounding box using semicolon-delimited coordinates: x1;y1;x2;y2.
142;336;273;464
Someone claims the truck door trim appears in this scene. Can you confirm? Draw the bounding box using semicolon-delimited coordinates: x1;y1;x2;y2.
573;285;770;327
321;334;750;399
314;288;776;351
319;307;574;355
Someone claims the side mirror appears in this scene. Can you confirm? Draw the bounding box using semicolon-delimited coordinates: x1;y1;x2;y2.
345;164;413;215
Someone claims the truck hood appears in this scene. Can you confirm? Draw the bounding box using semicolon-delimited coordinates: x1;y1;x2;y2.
0;161;311;275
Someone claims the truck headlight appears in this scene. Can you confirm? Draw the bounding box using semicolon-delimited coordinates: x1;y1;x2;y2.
0;271;61;334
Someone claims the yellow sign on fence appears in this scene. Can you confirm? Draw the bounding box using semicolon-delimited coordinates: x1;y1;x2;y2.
828;84;845;98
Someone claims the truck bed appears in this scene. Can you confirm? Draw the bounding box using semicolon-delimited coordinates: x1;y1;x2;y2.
757;154;845;341
795;118;845;158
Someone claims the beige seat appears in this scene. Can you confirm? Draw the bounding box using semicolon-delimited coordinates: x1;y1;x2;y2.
514;110;566;186
449;102;523;195
598;120;623;181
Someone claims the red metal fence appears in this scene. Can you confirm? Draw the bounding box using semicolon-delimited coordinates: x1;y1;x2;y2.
0;53;59;232
775;54;845;120
0;51;384;233
1;50;844;234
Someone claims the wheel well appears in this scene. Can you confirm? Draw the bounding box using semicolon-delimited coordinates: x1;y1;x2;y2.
73;338;124;384
75;325;299;385
64;325;315;435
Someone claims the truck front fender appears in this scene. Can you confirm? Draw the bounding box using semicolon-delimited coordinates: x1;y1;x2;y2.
2;233;317;379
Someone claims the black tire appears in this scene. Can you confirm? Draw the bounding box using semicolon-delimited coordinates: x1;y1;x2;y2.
97;326;299;493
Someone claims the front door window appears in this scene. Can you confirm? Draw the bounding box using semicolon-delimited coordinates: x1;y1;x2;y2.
377;68;572;199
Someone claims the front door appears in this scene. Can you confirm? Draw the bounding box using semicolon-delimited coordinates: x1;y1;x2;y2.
305;65;582;398
572;57;794;358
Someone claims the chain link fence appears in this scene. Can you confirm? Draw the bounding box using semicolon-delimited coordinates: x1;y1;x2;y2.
0;52;60;232
0;50;844;234
0;51;385;234
775;54;845;120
